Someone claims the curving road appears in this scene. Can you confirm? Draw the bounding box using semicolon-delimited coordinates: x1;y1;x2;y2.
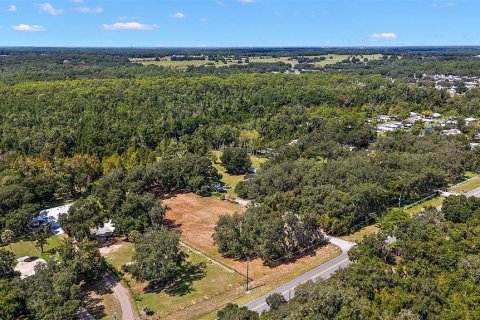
244;237;356;314
104;273;136;320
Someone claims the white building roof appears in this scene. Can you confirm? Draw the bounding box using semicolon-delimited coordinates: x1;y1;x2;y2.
36;203;73;235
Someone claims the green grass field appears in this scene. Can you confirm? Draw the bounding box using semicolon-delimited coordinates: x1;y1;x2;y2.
249;54;382;68
130;57;243;69
103;242;244;320
339;225;380;243
450;175;480;194
404;196;445;215
131;54;382;70
3;235;64;260
314;54;382;67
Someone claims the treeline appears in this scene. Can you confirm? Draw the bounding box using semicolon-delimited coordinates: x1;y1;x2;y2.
214;207;326;265
262;196;480;319
0;154;101;237
60;154;219;239
323;54;480;78
0;238;104;319
0;73;458;159
231;132;474;236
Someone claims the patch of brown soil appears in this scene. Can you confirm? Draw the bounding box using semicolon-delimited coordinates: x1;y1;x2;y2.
164;193;245;256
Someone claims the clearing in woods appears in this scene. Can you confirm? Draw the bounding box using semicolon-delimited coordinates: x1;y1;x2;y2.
164;193;342;310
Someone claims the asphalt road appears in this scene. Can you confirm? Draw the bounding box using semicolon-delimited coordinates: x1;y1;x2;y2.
104;273;136;320
466;186;480;198
244;237;356;314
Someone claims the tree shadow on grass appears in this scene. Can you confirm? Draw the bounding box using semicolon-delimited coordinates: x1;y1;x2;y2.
144;261;207;296
81;278;114;319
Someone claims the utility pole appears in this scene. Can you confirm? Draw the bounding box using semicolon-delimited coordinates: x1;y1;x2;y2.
246;256;250;291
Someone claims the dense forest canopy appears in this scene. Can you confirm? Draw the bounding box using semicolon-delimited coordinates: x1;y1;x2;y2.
1;73;477;158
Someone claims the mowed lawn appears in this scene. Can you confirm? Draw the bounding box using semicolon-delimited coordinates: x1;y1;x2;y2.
403;174;480;216
450;175;480;194
4;234;64;260
102;240;244;320
404;196;445;215
339;225;380;243
212;150;267;197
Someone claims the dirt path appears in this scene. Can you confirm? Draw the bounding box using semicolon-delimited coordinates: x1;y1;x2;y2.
180;241;237;274
104;273;136;320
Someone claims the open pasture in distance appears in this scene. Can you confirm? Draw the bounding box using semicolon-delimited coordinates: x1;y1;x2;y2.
249;56;298;66
131;54;383;70
102;239;244;320
313;54;383;67
130;57;244;69
249;54;383;67
164;193;342;304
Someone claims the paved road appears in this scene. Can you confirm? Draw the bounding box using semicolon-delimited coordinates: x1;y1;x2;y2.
466;186;480;198
244;237;356;314
104;273;136;320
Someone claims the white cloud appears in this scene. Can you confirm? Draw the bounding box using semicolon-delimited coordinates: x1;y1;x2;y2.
171;12;186;19
8;5;16;12
102;22;158;31
200;17;208;22
12;24;46;31
239;0;255;3
432;2;456;8
369;32;398;41
38;3;63;16
74;6;103;14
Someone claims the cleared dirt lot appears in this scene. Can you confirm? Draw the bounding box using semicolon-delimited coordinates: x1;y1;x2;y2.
164;193;341;290
164;193;246;257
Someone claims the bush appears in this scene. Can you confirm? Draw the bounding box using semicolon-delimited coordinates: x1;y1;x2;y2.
143;306;154;315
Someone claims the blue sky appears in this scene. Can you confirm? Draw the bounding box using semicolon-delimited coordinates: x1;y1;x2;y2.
0;0;478;47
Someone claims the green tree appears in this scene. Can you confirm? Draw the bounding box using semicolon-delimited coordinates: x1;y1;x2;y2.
442;195;480;223
58;238;105;281
0;279;23;320
34;228;50;253
221;148;252;175
217;303;259;320
22;264;81;320
266;293;287;310
348;232;394;263
1;230;15;249
129;227;185;284
0;249;17;279
59;196;103;240
379;208;410;233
